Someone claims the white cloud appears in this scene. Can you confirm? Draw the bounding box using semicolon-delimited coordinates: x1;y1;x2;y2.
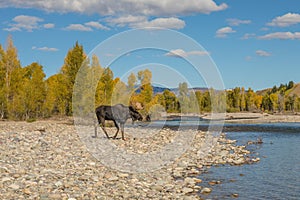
133;17;185;29
32;46;59;52
106;15;147;27
260;27;269;31
3;15;55;32
0;0;228;16
1;1;228;30
106;16;185;29
267;13;300;27
85;21;110;30
165;49;210;58
245;56;252;61
3;26;20;32
64;22;110;31
242;33;256;40
43;23;55;29
216;26;236;38
64;24;93;31
256;50;271;57
227;18;251;26
258;32;300;40
4;15;43;31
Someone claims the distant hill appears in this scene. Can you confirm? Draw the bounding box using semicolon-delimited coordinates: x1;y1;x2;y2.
153;83;300;96
152;86;208;95
256;88;270;96
152;86;169;94
287;83;300;96
256;82;300;96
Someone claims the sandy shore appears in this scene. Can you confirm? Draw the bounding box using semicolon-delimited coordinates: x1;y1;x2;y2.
0;118;259;199
213;112;300;123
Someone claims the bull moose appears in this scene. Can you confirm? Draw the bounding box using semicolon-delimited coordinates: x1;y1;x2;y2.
95;104;143;140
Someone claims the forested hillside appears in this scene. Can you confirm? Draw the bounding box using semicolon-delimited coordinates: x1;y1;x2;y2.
0;36;299;121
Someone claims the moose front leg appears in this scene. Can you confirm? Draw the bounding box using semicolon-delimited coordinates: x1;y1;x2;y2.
120;123;126;140
100;118;110;139
94;117;98;138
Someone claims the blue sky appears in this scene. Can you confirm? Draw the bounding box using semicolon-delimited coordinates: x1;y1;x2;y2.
1;0;300;90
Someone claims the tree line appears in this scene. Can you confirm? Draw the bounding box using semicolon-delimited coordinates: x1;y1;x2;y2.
0;36;299;121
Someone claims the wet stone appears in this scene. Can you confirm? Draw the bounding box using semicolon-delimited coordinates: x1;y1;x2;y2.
201;187;212;194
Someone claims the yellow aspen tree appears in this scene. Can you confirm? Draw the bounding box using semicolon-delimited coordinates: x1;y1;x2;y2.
60;41;86;115
0;44;6;118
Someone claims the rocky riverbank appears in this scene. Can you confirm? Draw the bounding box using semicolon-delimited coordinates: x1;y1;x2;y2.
168;112;300;123
0;118;259;199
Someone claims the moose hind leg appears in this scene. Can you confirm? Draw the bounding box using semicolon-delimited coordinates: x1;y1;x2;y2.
112;120;120;139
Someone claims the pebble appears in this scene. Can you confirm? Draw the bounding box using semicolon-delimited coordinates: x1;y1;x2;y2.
48;194;61;199
182;187;194;194
208;180;221;185
9;184;20;190
232;193;239;198
108;176;119;181
233;158;245;165
2;177;12;182
194;178;202;183
118;173;129;178
201;187;212;194
152;184;163;192
23;188;32;195
184;177;196;185
54;181;63;187
0;167;9;173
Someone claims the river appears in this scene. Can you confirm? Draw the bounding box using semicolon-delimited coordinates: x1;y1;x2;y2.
148;120;300;199
201;124;300;200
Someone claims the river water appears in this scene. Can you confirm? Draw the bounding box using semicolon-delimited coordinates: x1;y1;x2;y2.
149;120;300;199
200;124;300;200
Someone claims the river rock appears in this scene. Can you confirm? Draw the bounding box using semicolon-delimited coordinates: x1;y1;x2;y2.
48;193;62;199
182;187;194;194
219;150;229;157
184;177;196;185
1;177;12;183
193;178;202;183
232;193;239;198
252;157;260;162
118;173;129;178
208;180;221;185
200;187;212;194
233;158;245;165
152;183;164;192
54;181;63;187
0;167;9;173
23;188;32;195
9;184;20;190
108;176;119;181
